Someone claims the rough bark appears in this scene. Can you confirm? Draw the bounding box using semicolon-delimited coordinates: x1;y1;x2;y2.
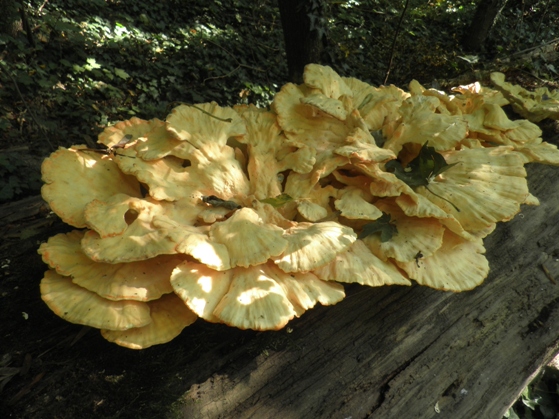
462;0;509;52
174;163;559;418
277;0;325;83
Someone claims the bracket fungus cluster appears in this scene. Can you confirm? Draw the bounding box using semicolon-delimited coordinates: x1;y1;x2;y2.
39;65;559;349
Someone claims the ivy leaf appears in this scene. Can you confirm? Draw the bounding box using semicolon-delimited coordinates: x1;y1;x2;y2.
385;143;461;211
385;142;458;187
84;57;101;71
358;212;397;242
114;68;130;79
260;193;293;207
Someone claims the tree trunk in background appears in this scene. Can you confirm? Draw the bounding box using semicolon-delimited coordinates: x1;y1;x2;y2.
462;0;509;51
0;0;22;37
278;0;325;83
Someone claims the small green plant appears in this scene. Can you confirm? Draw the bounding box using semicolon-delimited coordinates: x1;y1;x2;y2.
505;366;559;419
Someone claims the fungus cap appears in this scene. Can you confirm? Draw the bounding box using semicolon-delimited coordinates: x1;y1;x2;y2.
303;63;353;99
342;77;409;131
272;83;351;153
234;105;315;200
363;199;445;262
171;261;233;323
314;240;411;287
383;95;467;155
134;122;196;161
213;263;344;330
334;128;396;163
41;146;141;228
300;93;348;120
209;208;288;268
166;102;247;149
273;221;357;273
419;146;529;234
114;142;250;202
40;270;152;330
396;229;489;291
98;117;163;148
334;187;382;221
172;228;231;271
81;195;192;263
38;230;179;301
172;261;344;330
491;72;559;122
274;270;345;315
100;294;197;349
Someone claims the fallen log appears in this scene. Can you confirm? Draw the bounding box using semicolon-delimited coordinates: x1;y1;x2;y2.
174;162;559;418
2;163;559;419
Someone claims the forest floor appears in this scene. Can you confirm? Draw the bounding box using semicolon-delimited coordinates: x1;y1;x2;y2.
1;1;559;418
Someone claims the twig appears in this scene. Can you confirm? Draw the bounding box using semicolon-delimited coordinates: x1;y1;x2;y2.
541;263;556;284
38;0;49;14
518;69;557;87
383;0;411;85
0;146;29;153
203;64;242;84
191;105;232;122
508;37;559;58
200;38;265;84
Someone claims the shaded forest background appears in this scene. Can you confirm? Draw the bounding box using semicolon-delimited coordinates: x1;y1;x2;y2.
0;0;558;204
0;1;559;418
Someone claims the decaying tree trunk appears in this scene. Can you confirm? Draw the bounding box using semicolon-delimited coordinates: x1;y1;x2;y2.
172;163;559;418
462;0;509;51
3;165;559;418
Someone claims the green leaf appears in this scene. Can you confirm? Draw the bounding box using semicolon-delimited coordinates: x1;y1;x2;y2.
521;385;542;410
114;68;130;79
385;142;458;187
260;194;293;207
84;57;101;71
457;55;479;64
504;407;520;419
358;212;397;242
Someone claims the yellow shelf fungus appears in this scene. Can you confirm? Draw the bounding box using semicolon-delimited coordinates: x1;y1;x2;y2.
38;65;559;348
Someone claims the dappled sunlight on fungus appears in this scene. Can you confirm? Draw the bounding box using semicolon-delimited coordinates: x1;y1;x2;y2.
237;277;281;306
37;64;559;348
